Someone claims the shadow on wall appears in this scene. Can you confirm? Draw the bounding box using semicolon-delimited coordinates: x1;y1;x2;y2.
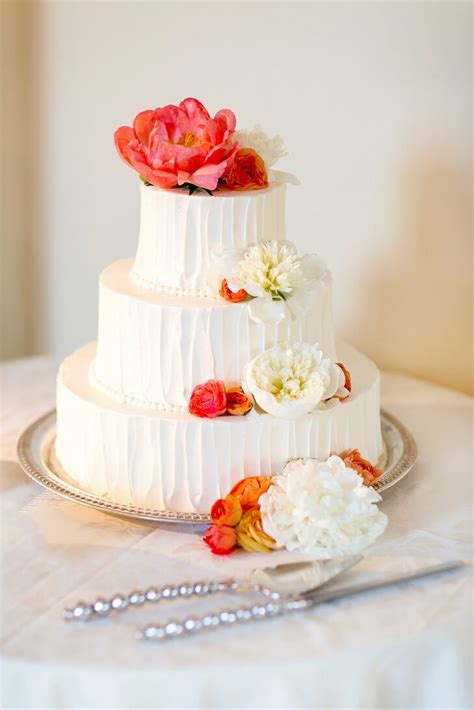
1;0;43;360
357;154;472;395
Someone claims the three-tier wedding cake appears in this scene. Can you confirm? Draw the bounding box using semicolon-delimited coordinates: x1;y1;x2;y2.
55;98;384;514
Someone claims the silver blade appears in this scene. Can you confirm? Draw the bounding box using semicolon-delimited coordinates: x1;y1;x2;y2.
304;560;465;606
251;554;363;597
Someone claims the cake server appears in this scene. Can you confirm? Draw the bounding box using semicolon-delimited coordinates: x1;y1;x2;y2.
63;555;362;622
140;560;464;642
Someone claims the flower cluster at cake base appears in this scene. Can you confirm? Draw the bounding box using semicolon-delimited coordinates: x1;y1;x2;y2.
204;453;386;556
204;476;276;555
115;98;294;193
209;240;326;325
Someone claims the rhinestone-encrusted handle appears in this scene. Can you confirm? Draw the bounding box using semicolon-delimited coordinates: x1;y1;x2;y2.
64;579;240;621
139;597;311;641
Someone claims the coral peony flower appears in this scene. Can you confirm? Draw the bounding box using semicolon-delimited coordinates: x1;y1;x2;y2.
189;380;227;418
259;457;387;557
339;449;381;486
210;495;242;527
225;148;268;191
203;524;237;555
244;342;345;418
114;98;238;191
226;387;253;416
236;509;277;553
219;279;247;303
335;362;352;400
229;476;273;511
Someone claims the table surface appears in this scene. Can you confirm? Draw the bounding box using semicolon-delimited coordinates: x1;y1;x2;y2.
1;356;472;710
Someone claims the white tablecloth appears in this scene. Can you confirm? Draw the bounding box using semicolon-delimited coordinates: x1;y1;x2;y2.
1;357;472;710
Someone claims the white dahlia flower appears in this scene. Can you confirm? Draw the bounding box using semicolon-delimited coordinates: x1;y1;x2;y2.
234;125;287;167
244;342;345;418
209;241;326;325
259;456;388;556
229;241;304;298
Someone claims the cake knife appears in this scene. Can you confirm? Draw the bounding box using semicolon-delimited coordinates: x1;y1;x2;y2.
139;560;464;642
64;556;362;622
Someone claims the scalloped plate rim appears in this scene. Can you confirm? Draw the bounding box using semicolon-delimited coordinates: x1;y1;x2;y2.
16;409;417;525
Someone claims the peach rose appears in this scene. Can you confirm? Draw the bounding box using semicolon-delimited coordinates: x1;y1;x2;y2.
189;380;227;418
236;509;277;553
203;524;237;555
115;98;238;191
339;449;381;486
210;495;242;527
225;148;268;191
219;279;248;303
226;387;253;416
336;362;352;400
229;475;273;511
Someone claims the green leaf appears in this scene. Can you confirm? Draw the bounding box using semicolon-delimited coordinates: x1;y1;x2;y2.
183;183;214;196
139;175;152;186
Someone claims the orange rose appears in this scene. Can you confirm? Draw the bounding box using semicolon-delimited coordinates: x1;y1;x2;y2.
219;279;247;303
210;495;242;527
236;509;276;553
336;362;352;400
339;448;381;486
230;475;273;511
226;387;253;416
203;524;237;555
225;148;268;191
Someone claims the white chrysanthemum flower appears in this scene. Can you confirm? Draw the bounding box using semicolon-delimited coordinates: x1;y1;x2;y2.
259;456;388;556
228;241;304;299
234;125;287;167
244;342;345;418
208;241;326;325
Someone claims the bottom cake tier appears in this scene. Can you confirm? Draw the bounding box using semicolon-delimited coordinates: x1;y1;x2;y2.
55;341;384;513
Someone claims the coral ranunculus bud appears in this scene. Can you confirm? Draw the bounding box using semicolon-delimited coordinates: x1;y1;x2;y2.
225;148;269;191
203;524;238;555
336;362;352;400
210;495;242;527
339;449;381;486
226;387;253;416
189;380;227;418
219;279;248;303
236;509;277;553
229;476;273;511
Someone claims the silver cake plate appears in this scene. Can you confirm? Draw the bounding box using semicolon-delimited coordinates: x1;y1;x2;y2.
16;409;417;525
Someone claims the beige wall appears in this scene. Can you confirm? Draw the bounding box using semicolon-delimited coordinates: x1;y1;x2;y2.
1;0;472;394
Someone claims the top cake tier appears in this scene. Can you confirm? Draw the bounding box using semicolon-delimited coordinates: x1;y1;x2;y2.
132;182;286;296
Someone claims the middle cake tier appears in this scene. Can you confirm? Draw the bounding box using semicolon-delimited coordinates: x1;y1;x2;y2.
93;258;337;411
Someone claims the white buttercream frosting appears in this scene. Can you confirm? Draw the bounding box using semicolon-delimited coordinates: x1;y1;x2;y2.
55;341;384;514
133;182;286;295
93;259;337;409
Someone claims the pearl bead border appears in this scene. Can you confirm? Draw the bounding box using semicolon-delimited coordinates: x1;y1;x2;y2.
89;364;189;415
130;269;218;300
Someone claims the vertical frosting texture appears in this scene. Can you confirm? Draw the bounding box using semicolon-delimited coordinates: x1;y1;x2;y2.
56;342;384;514
132;182;286;295
93;259;337;410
